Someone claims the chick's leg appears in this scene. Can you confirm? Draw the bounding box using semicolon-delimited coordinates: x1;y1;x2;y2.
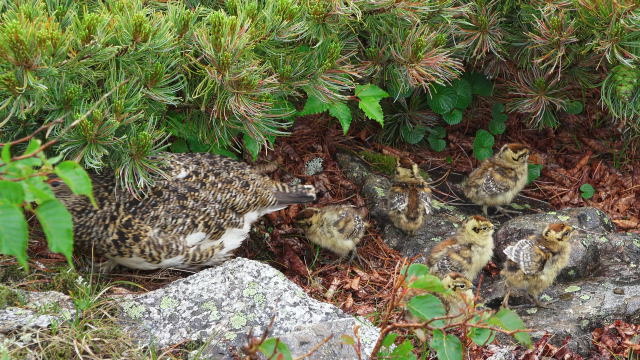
495;205;521;217
482;205;489;217
501;289;512;309
529;293;556;309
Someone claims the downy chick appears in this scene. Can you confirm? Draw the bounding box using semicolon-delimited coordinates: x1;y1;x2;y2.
463;143;530;216
387;157;432;235
403;272;475;342
296;205;368;258
501;223;574;309
428;215;495;281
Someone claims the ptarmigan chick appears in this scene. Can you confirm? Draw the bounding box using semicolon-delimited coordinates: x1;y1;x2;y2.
387;157;432;235
501;223;573;309
51;152;316;271
463;143;530;216
295;205;367;258
427;215;495;281
403;272;475;341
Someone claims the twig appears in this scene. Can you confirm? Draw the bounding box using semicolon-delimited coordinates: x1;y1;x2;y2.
293;335;333;360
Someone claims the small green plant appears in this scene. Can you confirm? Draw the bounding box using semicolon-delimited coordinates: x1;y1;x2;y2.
472;129;495;161
527;164;543;184
489;103;507;135
580;183;595;199
298;84;390;135
0;139;94;270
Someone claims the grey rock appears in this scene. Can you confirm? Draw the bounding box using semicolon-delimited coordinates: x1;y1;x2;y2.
485;344;517;360
0;290;76;334
482;276;640;355
117;257;379;359
494;207;615;281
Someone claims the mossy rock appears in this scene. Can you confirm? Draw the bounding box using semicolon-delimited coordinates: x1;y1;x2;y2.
357;150;431;181
357;150;397;175
0;285;26;309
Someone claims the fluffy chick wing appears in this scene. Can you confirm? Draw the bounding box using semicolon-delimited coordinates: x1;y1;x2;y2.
503;239;547;275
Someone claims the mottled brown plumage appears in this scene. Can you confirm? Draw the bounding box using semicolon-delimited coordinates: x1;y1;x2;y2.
387;157;432;235
51;152;316;271
501;223;573;308
463;143;530;217
427;215;495;281
296;205;367;258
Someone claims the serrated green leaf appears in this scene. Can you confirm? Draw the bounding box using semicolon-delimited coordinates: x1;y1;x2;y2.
1;144;11;164
0;180;25;205
409;274;448;293
23;139;41;157
243;134;261;161
468;326;495;346
47;154;64;165
35;199;74;265
492;103;505;116
55;161;96;208
580;183;594;199
389;340;416;359
329;102;353;135
0;203;29;269
473;129;495;148
429;330;463;360
381;333;398;348
401;125;426;144
489;308;532;346
428;137;447;152
427;86;457;115
443;109;463;125
404;263;430;279
468;72;493;96
359;97;385;125
488;119;506;135
527;164;543;184
407;294;447;327
452;79;472;109
565;100;584;115
258;338;293;360
299;94;330;116
23;177;55;203
355;84;389;99
473;147;493;161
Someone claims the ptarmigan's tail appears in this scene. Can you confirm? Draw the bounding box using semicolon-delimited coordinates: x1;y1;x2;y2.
274;184;316;205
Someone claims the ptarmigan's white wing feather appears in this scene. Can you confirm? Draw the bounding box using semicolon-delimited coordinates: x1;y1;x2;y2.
503;239;538;275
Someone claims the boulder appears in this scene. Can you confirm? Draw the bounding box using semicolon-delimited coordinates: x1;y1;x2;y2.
116;257;379;359
0;289;76;341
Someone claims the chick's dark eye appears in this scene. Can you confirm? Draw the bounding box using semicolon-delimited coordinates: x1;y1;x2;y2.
457;284;465;289
473;227;480;233
49;180;62;187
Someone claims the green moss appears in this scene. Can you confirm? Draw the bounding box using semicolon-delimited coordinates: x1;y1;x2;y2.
358;150;397;175
0;264;26;284
0;285;26;309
